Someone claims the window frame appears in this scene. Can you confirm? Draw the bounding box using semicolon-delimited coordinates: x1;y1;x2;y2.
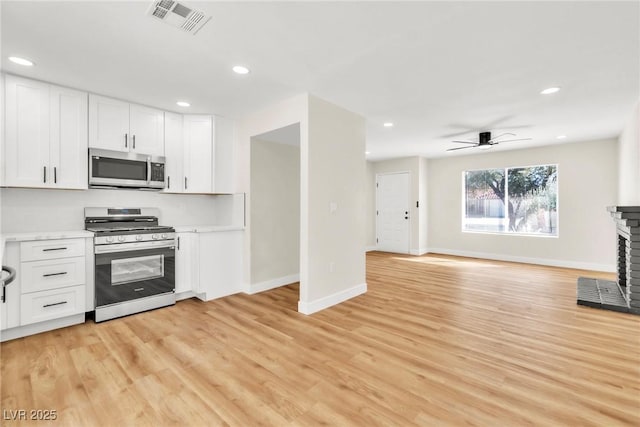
460;163;559;238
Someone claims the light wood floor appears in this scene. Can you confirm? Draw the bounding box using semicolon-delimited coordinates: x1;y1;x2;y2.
2;252;639;426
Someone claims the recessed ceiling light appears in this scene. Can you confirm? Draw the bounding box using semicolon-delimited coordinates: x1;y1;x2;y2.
365;151;371;154
556;135;567;139
383;122;394;128
232;65;250;75
540;87;560;95
8;56;34;66
176;101;190;107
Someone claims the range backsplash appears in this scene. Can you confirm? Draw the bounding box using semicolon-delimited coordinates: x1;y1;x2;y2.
0;188;243;233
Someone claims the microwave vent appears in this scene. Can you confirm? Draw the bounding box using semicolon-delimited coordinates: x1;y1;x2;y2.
147;0;211;35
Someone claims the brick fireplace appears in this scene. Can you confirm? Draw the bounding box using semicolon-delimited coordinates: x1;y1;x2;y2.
577;206;639;314
609;206;640;314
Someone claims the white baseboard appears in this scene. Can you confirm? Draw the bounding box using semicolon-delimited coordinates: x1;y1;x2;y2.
247;273;300;295
298;282;367;315
409;248;429;256
366;246;378;252
427;248;616;273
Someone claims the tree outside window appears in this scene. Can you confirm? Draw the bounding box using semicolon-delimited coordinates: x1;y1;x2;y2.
463;165;558;236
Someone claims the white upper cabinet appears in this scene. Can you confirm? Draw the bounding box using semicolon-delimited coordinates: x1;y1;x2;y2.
88;94;129;152
49;85;89;189
130;104;165;156
4;75;88;189
89;94;164;156
214;115;236;193
163;112;184;193
183;115;213;194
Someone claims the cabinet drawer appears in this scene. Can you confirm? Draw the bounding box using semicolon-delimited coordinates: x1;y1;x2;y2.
21;257;86;294
20;285;86;326
21;239;85;261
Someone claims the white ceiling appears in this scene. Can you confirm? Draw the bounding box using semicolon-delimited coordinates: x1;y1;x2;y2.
2;1;638;160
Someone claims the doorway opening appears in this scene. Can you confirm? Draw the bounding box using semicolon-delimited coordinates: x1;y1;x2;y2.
249;123;301;309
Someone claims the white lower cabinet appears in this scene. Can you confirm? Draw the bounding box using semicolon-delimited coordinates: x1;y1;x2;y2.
175;232;197;297
197;231;243;301
172;230;243;301
20;285;85;326
0;237;88;341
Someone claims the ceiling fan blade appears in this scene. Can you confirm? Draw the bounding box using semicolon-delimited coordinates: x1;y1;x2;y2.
447;145;476;151
494;138;532;143
451;140;477;144
488;132;515;142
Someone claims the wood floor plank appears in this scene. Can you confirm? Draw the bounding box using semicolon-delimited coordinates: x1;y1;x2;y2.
2;252;639;426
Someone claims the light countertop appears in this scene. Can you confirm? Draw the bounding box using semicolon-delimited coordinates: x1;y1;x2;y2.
173;225;245;233
1;230;94;243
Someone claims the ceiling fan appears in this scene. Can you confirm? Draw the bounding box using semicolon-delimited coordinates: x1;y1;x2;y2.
446;131;531;151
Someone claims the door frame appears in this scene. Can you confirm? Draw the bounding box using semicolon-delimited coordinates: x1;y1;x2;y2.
375;171;411;254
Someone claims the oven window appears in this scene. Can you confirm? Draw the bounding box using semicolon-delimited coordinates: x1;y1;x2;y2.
111;254;164;285
93;157;147;180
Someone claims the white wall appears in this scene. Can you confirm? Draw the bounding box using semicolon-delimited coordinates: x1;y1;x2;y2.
0;188;242;232
369;156;428;255
250;138;300;286
302;95;366;309
428;139;618;271
618;101;640;205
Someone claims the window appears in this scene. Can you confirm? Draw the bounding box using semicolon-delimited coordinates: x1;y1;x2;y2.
463;165;558;236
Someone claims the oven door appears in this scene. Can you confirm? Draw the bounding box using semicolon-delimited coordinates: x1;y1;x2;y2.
95;245;175;307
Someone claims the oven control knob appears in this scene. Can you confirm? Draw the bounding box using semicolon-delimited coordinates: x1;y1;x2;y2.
161;233;167;239
118;236;126;242
106;236;114;243
136;235;143;241
152;234;159;240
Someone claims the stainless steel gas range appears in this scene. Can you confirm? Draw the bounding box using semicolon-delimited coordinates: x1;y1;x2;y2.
85;208;176;322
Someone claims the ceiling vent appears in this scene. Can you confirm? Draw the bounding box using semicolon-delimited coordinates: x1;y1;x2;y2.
147;0;211;35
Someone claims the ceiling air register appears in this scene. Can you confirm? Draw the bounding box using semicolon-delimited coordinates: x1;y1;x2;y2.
147;0;211;34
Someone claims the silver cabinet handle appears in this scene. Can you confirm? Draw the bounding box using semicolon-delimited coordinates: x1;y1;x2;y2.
133;135;136;149
185;176;188;190
167;176;170;189
43;301;67;308
42;247;67;252
54;167;57;184
177;237;180;250
43;166;47;183
43;272;68;277
125;133;128;148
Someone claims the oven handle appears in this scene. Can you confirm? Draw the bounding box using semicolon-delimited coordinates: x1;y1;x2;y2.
147;157;151;183
94;243;175;254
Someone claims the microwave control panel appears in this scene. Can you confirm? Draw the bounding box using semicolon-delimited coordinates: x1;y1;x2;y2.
150;163;165;182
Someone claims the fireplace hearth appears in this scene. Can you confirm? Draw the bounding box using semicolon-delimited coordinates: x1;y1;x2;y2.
577;206;640;314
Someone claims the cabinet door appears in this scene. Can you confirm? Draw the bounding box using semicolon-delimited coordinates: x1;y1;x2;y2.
175;233;197;295
4;75;50;188
88;94;129;152
214;115;235;193
130;104;164;156
183;115;213;194
163;112;184;193
198;231;242;300
49;85;88;189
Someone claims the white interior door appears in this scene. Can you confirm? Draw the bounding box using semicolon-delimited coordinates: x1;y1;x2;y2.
376;172;410;254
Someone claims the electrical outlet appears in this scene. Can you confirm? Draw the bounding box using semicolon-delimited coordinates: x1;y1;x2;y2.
329;262;335;273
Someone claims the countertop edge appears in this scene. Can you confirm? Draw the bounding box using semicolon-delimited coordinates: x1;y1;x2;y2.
1;230;95;242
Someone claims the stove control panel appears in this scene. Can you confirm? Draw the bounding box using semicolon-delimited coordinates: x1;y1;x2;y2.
94;232;176;246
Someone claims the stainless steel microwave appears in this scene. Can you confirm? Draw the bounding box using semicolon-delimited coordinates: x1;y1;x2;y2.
89;148;165;190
